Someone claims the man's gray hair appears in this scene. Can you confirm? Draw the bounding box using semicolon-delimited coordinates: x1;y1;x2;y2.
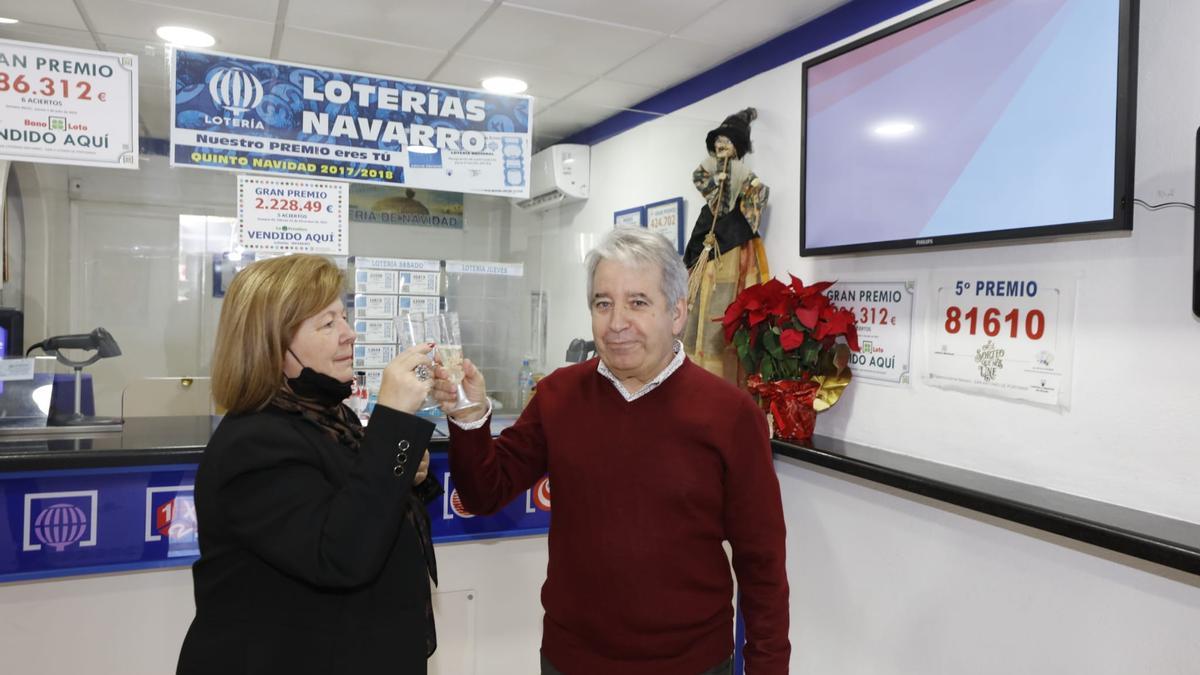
585;228;689;308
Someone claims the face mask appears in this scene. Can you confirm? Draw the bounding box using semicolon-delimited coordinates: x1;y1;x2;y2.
287;349;352;405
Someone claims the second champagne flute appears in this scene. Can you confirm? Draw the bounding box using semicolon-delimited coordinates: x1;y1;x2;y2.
428;312;482;413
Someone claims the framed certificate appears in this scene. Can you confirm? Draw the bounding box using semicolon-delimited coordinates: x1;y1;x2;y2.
613;206;646;229
645;197;685;255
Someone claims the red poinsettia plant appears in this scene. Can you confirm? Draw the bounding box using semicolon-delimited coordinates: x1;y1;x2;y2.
722;275;860;382
721;276;859;442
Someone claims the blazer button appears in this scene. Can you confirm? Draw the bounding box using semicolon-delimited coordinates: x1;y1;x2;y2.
398;440;411;451
393;464;405;476
395;451;408;464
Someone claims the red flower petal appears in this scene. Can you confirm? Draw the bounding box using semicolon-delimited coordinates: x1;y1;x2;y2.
797;280;834;298
780;328;806;351
788;274;806;296
795;305;819;329
845;322;860;352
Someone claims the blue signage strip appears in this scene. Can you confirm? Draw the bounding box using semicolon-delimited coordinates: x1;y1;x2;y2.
170;49;532;197
0;456;549;583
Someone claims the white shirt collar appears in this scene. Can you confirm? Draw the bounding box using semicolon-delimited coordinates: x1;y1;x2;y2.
596;340;685;402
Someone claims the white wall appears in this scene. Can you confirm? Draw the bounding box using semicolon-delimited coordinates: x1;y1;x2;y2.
779;456;1200;674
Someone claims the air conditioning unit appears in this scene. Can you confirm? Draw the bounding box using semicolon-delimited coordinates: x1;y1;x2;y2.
514;144;589;212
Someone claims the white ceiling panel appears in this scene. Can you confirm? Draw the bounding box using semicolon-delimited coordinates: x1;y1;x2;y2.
0;24;97;50
525;95;558;120
676;0;849;52
0;1;88;31
130;0;279;23
82;0;274;56
276;28;445;79
505;0;724;34
534;101;617;139
433;53;592;99
606;36;729;89
96;36;171;87
563;78;659;112
456;4;660;77
285;0;490;52
5;0;857;149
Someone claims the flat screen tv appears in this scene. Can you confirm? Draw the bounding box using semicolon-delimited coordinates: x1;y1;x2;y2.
800;0;1139;255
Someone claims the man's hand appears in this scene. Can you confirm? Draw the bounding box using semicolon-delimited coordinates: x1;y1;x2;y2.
431;357;489;425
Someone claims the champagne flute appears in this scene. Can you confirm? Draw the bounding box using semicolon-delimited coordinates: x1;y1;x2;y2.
427;312;482;413
398;311;438;413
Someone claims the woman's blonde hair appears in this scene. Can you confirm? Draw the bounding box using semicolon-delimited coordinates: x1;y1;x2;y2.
211;254;344;414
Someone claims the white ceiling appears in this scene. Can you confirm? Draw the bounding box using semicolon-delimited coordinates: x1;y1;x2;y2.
0;0;850;149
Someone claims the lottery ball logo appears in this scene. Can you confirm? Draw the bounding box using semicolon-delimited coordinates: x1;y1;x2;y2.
532;477;551;512
34;503;88;552
449;489;475;518
208;67;263;115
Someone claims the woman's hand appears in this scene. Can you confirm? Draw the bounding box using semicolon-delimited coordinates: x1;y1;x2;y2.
413;450;430;485
431;357;489;425
376;344;435;414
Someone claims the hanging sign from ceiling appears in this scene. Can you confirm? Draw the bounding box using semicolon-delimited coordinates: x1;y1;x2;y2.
170;49;532;197
0;39;138;169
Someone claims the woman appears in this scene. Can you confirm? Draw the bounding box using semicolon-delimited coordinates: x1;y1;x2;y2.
177;254;440;675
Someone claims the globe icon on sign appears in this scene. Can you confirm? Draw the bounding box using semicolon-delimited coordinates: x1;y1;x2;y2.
33;503;88;552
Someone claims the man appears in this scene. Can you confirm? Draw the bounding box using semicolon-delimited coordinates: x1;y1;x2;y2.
433;228;789;675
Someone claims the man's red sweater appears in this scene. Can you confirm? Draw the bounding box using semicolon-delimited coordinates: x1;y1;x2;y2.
449;358;790;674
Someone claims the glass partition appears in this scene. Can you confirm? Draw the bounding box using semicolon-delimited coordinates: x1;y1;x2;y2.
0;20;721;419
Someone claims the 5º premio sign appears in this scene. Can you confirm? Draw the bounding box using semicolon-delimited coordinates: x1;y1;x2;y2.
0;39;138;168
927;274;1076;408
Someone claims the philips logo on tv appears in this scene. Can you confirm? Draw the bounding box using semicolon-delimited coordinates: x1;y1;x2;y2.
915;239;934;246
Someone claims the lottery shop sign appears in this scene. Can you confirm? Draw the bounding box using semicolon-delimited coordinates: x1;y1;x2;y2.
828;281;915;385
0;39;138;168
927;274;1075;407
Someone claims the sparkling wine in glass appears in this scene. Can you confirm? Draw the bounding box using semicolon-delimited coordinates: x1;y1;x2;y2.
428;312;482;413
399;311;438;413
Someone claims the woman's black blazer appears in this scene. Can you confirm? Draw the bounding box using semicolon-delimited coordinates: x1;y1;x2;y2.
176;405;436;675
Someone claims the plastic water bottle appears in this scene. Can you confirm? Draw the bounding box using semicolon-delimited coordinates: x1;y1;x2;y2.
518;358;533;408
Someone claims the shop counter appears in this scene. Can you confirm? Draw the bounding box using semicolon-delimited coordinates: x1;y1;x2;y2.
0;415;548;583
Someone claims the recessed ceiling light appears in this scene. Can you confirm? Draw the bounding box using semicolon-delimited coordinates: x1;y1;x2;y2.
872;120;917;138
408;145;438;154
0;17;20;24
481;76;528;95
155;25;215;48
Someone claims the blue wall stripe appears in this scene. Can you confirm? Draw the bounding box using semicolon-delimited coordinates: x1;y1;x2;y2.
561;0;928;147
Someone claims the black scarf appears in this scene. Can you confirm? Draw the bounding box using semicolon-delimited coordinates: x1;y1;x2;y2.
272;371;441;658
